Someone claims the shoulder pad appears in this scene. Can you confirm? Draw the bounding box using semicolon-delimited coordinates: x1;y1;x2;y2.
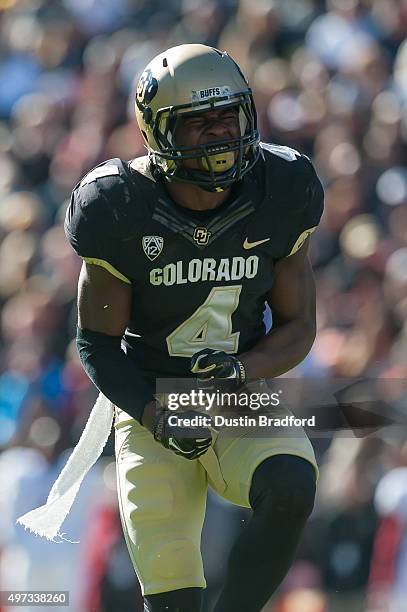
69;158;133;249
254;142;324;257
260;142;312;180
129;155;155;182
260;142;304;163
260;141;318;211
80;164;120;187
78;158;126;190
65;159;132;279
71;157;155;246
74;159;132;212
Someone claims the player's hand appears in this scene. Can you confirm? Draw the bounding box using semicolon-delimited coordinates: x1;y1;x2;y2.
153;408;212;460
191;348;246;386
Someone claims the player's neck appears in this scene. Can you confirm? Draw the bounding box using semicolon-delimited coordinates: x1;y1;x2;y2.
165;180;231;211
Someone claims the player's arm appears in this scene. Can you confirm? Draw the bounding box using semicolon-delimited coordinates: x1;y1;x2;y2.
74;255;203;437
76;261;155;423
77;263;211;459
240;238;316;377
191;240;316;381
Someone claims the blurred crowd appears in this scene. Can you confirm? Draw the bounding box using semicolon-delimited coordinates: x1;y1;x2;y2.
0;0;406;610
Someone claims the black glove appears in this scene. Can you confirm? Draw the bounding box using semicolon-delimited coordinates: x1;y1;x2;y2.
191;348;246;386
153;408;212;460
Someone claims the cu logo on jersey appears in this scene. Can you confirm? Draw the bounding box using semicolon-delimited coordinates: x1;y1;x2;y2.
142;235;164;261
193;227;211;246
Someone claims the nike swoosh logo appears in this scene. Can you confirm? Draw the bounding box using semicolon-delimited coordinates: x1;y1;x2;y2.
243;237;270;250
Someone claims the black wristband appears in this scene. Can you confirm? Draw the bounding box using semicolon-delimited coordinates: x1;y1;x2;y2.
235;358;246;384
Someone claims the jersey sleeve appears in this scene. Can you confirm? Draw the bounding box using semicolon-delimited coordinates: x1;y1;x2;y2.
64;164;131;284
284;157;324;257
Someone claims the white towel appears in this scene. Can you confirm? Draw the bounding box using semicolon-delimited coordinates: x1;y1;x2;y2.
16;393;114;543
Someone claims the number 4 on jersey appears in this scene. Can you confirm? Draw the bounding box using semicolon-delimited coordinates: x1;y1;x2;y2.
166;285;242;357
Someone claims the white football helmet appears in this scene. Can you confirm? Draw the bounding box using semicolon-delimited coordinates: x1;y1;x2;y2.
135;44;260;192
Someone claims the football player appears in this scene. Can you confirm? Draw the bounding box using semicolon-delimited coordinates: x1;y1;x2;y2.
65;44;324;612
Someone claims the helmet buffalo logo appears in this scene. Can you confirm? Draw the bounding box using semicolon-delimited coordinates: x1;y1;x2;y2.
137;69;158;106
142;235;164;261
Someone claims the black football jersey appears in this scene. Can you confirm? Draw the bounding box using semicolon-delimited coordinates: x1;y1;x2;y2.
65;143;324;378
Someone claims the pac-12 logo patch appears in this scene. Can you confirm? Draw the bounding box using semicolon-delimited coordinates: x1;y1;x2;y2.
142;235;163;261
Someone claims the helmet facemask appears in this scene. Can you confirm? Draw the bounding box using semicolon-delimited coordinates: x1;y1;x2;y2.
147;92;260;192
